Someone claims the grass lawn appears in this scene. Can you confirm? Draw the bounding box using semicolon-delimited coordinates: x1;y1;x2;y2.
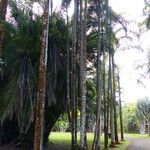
48;132;129;150
125;133;150;139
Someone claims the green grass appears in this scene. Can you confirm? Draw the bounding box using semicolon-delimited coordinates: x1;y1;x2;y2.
125;133;150;139
49;132;96;148
109;141;129;150
48;132;129;150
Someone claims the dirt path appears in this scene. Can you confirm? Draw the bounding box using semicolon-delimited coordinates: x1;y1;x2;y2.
127;138;150;150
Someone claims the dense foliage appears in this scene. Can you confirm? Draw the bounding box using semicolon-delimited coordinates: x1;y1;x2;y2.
122;97;150;134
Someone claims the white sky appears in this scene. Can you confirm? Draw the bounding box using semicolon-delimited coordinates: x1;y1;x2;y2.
49;0;150;103
110;0;150;103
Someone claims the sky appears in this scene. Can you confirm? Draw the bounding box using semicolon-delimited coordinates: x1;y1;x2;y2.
110;0;150;103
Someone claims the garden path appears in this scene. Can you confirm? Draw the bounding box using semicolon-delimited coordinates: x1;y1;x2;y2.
127;138;150;150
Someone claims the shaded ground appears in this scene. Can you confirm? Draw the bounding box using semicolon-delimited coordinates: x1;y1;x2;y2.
0;144;70;150
127;138;150;150
45;144;71;150
0;145;70;150
1;134;149;150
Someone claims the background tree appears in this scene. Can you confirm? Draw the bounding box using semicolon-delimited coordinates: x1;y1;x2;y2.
136;97;150;135
122;103;139;133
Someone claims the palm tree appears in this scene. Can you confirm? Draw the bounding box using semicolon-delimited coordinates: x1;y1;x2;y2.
62;0;72;130
103;0;109;149
66;2;71;131
111;51;119;143
34;0;50;149
117;69;124;141
0;0;8;56
70;0;79;149
92;0;102;149
80;0;88;149
107;14;115;146
0;1;42;145
108;47;115;146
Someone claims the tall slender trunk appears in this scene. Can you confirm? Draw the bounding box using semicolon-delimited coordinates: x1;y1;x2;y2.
92;1;102;149
148;122;150;136
34;0;50;150
0;0;8;56
103;41;108;149
107;1;115;145
103;0;109;148
106;77;110;144
108;52;115;146
66;5;71;129
112;52;119;143
80;0;87;149
71;0;79;149
117;71;124;141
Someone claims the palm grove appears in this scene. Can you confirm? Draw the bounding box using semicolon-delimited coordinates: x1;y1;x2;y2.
0;0;141;149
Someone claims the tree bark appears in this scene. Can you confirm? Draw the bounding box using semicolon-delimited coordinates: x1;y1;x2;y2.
71;0;79;149
108;52;115;146
66;5;71;129
80;0;88;149
34;0;50;150
117;71;124;141
104;0;110;148
92;0;102;149
107;2;115;145
112;53;119;143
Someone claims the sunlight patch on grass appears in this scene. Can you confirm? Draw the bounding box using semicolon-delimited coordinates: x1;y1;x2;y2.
49;132;71;145
48;132;128;150
48;132;105;149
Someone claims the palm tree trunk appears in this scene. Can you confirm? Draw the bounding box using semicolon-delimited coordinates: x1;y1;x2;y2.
92;1;102;149
80;0;87;149
33;0;50;150
104;0;109;148
112;52;119;143
147;120;150;136
108;50;115;146
117;70;124;141
106;78;110;144
66;5;71;129
107;1;115;145
103;42;108;149
71;0;79;149
0;0;8;56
